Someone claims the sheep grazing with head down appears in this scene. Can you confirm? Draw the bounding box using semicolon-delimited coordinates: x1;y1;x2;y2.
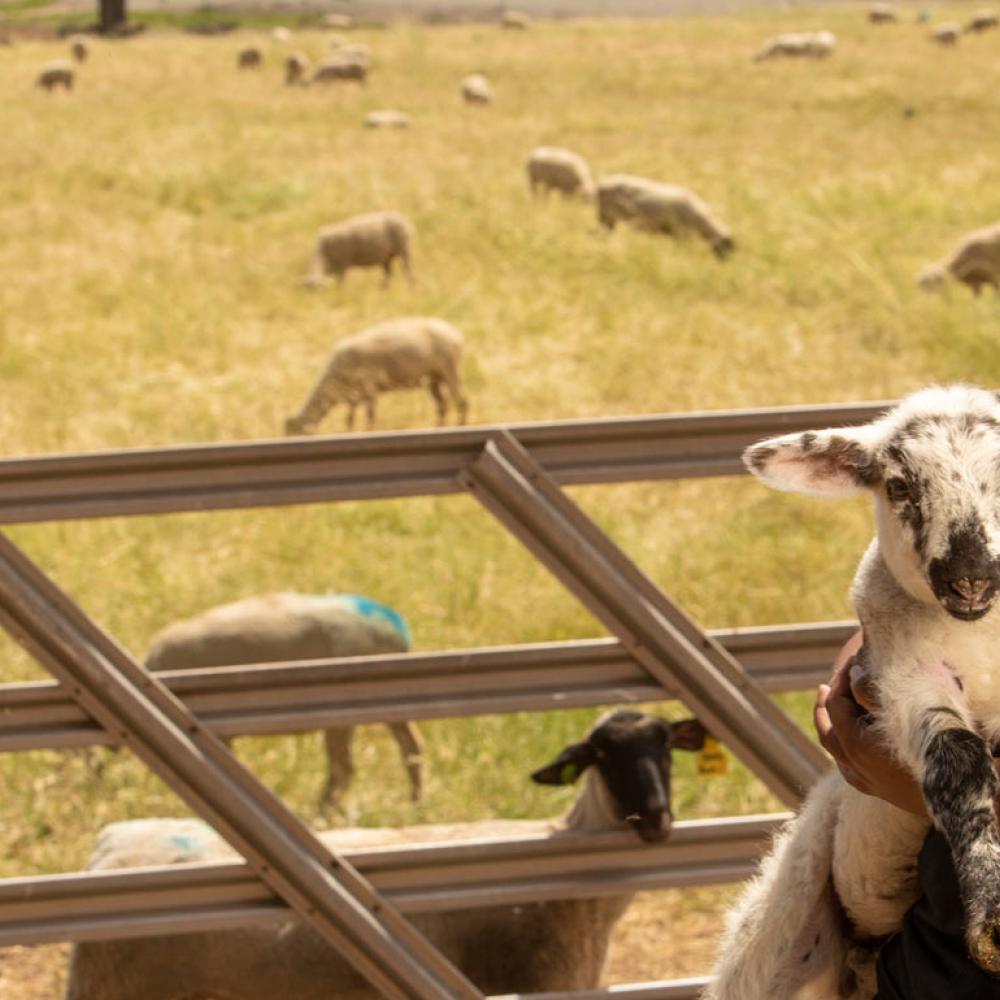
527;146;595;200
966;9;999;31
303;210;413;287
144;592;421;807
752;30;836;61
461;73;493;104
63;709;708;1000
310;52;367;85
35;60;74;91
596;174;734;258
707;385;1000;1000
917;221;1000;296
285;316;467;434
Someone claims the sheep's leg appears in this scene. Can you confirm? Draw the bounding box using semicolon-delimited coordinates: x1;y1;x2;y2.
428;378;448;425
320;726;354;808
388;721;424;801
382;258;393;285
399;248;414;283
345;403;356;430
441;364;468;424
364;396;377;430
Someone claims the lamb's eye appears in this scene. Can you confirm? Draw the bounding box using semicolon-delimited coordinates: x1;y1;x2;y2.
885;478;911;503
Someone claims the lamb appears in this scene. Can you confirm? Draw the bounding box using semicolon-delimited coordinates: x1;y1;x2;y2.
752;30;836;61
363;108;410;129
706;385;1000;1000
917;221;1000;295
35;60;74;91
284;316;467;433
237;46;263;69
284;52;308;86
310;53;367;85
303;210;413;287
966;9;999;31
68;36;89;62
931;21;961;43
64;709;708;1000
144;592;422;807
867;3;898;23
596;173;734;258
460;73;493;104
526;146;595;200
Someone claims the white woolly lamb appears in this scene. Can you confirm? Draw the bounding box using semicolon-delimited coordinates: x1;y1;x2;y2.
363;108;410;129
461;73;493;104
284;316;467;433
303;210;413;287
596;173;734;258
752;30;836;61
144;592;421;807
917;221;1000;295
35;60;74;91
526;146;595;200
64;709;708;1000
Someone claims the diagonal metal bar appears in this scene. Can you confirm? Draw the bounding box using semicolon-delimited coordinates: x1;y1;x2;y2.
463;433;828;806
0;532;483;1000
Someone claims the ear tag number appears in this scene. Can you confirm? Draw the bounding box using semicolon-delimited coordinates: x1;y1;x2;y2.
697;736;728;777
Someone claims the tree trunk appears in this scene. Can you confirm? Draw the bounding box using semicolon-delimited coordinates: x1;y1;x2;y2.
98;0;126;35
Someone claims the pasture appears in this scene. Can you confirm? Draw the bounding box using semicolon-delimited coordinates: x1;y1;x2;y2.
0;3;999;993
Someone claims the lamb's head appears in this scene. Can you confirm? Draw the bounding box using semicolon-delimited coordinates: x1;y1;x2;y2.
744;385;1000;621
531;709;707;842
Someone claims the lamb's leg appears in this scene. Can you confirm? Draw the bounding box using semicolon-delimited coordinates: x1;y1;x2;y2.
706;772;847;1000
320;726;354;807
388;721;424;802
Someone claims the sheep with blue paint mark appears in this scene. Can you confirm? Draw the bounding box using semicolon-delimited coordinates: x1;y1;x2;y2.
144;592;422;807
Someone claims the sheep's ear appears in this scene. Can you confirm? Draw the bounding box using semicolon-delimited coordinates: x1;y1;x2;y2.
669;718;708;752
531;740;597;786
742;427;879;497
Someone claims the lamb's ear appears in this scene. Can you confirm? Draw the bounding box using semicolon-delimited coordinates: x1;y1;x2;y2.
531;740;597;786
669;718;708;752
742;427;879;497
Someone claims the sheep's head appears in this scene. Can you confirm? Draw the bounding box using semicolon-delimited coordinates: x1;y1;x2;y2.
744;385;1000;621
531;709;707;842
712;234;735;259
917;262;948;292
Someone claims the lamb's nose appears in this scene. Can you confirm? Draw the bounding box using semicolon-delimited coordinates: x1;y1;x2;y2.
949;578;992;603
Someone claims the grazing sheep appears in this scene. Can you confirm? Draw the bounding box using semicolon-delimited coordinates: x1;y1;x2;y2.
363;108;410;129
144;592;421;807
237;46;263;69
917;221;1000;295
272;25;292;42
310;53;367;85
64;709;708;1000
461;73;493;104
285;316;467;433
68;36;89;62
966;8;999;31
707;386;1000;999
596;174;734;258
303;210;413;287
35;60;74;91
500;9;530;28
868;3;898;22
752;30;836;61
931;21;961;43
526;146;595;200
284;51;309;86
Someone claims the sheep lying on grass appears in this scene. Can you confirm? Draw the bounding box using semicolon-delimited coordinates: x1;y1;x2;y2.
237;46;263;69
35;60;74;91
966;9;999;31
284;52;309;86
596;174;734;258
303;210;413;287
363;108;410;129
917;220;1000;295
64;709;707;999
461;73;493;104
527;146;595;200
285;316;467;433
144;592;422;807
708;385;1000;999
752;30;836;61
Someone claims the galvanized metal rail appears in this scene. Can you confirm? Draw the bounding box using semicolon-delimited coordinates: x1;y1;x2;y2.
0;621;856;750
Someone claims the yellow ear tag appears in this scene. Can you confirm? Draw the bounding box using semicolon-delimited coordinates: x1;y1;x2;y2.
696;736;728;777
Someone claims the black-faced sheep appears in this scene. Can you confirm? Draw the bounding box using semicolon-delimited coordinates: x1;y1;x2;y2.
526;146;595;200
917;221;1000;295
303;210;413;287
35;60;75;91
596;174;734;258
63;709;707;1000
144;592;422;806
284;316;467;433
707;385;1000;999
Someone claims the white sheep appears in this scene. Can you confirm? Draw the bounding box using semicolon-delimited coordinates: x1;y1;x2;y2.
310;53;367;84
596;173;734;258
237;46;263;69
303;210;413;287
500;9;530;28
284;51;309;86
63;709;708;1000
917;220;1000;295
322;12;353;29
752;30;836;61
867;3;898;23
284;316;467;433
931;21;961;43
966;9;999;31
363;108;410;129
35;60;74;91
526;146;595;200
69;36;89;62
460;73;493;104
272;25;292;43
144;592;422;807
707;385;1000;999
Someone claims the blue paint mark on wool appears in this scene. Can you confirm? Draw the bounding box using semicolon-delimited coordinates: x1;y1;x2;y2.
168;834;196;853
338;594;411;646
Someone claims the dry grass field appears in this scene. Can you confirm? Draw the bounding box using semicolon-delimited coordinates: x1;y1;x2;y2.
0;3;999;994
